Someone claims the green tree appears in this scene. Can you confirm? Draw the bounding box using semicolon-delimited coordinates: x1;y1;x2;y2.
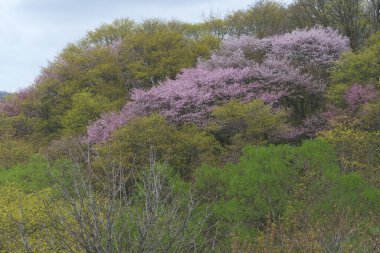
295;0;372;48
226;0;290;37
61;92;108;136
0;136;33;169
80;18;136;47
120;25;217;90
331;31;380;85
97;114;219;178
207;100;288;162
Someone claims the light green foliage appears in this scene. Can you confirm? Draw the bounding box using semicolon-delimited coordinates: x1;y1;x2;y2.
294;0;372;49
285;2;315;30
43;136;87;163
101;114;173;168
0;136;33;169
57;44;125;102
331;31;380;86
120;22;218;89
98;114;220;178
81;18;136;46
21;43;125;141
226;0;289;37
327;31;380;108
196;139;380;249
201;17;228;39
325;82;350;107
0;155;59;193
358;99;380;131
0;186;52;252
320;127;380;185
0;185;80;252
121;29;191;87
61;92;108;135
208;100;288;161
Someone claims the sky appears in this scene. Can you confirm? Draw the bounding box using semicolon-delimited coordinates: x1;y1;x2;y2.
0;0;290;92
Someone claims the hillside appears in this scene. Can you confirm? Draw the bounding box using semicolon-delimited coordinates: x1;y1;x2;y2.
0;1;379;252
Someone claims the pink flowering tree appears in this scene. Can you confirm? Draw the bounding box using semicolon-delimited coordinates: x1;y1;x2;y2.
199;26;349;80
0;88;34;117
0;98;20;117
344;84;378;111
88;27;349;143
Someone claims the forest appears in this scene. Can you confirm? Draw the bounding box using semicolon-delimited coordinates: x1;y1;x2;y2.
0;0;379;252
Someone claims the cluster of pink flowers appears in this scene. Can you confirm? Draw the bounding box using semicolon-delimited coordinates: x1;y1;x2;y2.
268;26;349;72
0;88;34;117
87;27;350;143
0;99;20;117
284;113;330;141
344;84;378;111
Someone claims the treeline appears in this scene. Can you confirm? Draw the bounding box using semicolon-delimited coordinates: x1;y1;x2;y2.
0;91;8;99
1;0;380;146
217;0;380;49
0;0;379;252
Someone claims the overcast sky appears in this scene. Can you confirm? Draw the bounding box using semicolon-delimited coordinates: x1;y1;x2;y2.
0;0;290;92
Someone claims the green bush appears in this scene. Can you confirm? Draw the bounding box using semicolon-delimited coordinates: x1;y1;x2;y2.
0;155;66;193
196;139;380;249
207;99;288;162
331;31;380;86
0;136;33;169
97;114;220;178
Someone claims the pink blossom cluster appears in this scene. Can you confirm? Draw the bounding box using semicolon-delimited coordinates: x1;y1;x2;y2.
285;113;330;141
268;26;349;72
199;26;349;74
344;84;378;111
87;111;126;144
0;88;34;117
87;102;147;143
87;27;349;143
0;99;20;117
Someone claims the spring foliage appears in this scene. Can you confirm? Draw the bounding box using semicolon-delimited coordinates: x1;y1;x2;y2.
196;139;380;250
0;4;379;251
88;26;349;143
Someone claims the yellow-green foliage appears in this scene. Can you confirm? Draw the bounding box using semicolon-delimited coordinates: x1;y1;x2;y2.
320;127;380;177
225;0;289;38
327;31;380;109
325;82;350;107
358;100;380;131
0;136;33;169
0;186;54;252
208;99;288;161
331;31;380;86
97;114;220;178
61;92;109;136
120;24;218;89
0;185;85;252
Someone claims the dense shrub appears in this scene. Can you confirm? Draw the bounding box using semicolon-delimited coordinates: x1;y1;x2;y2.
0;186;70;252
0;155;54;193
96;114;220;178
320;127;380;185
0;136;33;169
207;99;288;161
331;31;380;85
196;139;380;249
